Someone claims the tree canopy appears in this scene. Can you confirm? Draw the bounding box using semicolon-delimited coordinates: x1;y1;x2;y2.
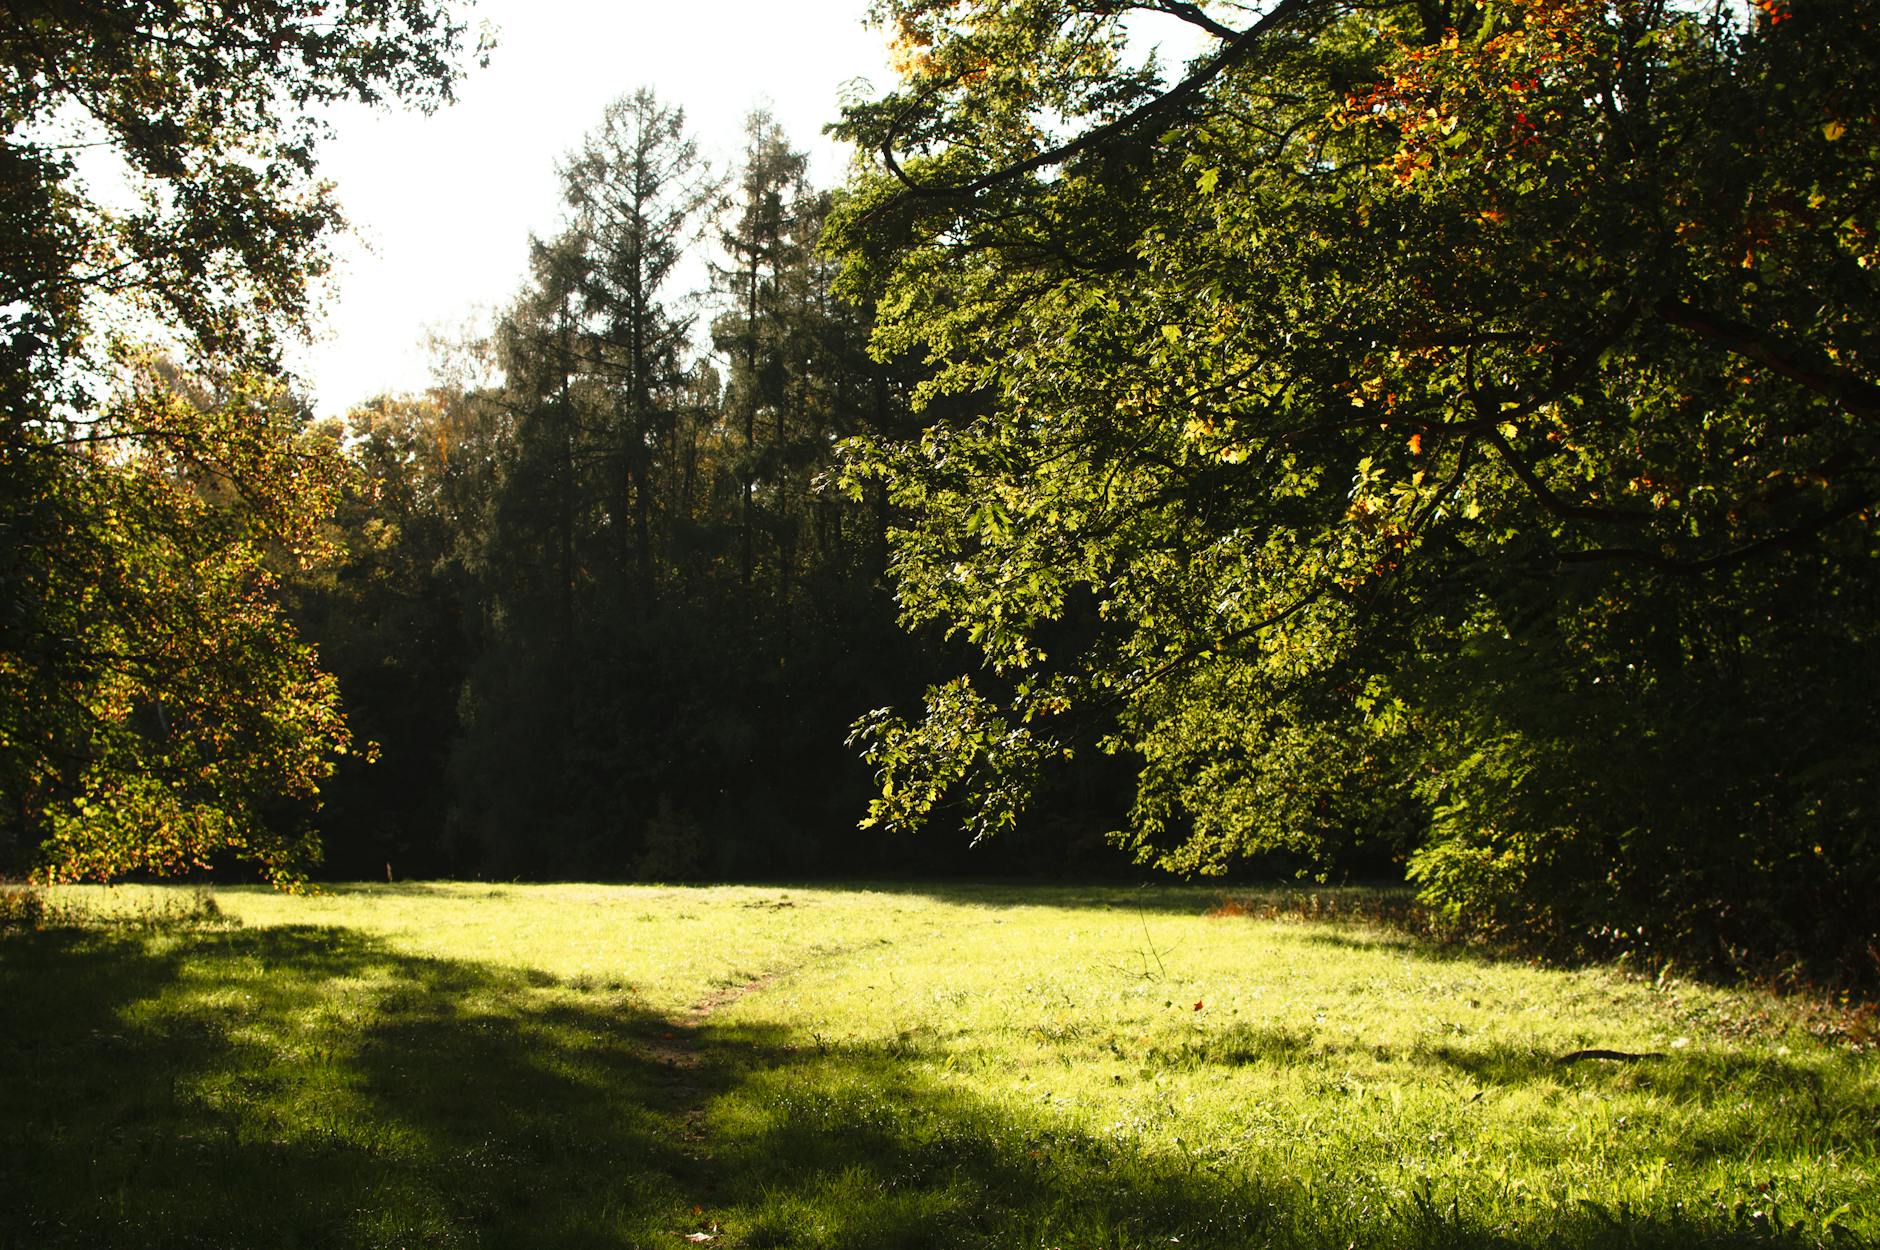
830;0;1879;971
1;0;481;885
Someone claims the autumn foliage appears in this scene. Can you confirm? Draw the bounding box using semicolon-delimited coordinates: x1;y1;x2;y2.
832;0;1880;979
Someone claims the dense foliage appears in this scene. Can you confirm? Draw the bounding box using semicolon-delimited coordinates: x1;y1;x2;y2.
4;366;352;886
830;0;1879;975
1;0;479;884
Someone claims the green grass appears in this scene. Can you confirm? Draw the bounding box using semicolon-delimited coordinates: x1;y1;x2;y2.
2;882;1873;1248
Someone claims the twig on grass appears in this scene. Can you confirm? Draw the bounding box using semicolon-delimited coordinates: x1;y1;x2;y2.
1555;1048;1667;1064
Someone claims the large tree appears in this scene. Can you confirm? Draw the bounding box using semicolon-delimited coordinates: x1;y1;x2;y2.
831;0;1879;971
562;88;718;598
1;0;481;884
714;109;814;592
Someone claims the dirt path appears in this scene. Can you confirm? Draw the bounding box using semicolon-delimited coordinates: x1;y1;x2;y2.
641;962;802;1069
639;946;865;1162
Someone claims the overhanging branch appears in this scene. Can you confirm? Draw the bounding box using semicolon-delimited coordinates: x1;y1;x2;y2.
879;0;1319;204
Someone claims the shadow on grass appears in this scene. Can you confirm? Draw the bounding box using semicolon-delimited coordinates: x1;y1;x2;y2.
0;922;1850;1250
691;1018;1842;1250
239;879;1245;915
0;923;700;1249
1412;1039;1878;1161
861;881;1499;959
233;880;512;900
797;880;1242;917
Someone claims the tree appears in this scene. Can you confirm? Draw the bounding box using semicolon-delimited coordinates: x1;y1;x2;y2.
561;88;718;598
715;109;814;593
3;364;354;886
1;0;482;884
831;0;1880;973
447;90;728;874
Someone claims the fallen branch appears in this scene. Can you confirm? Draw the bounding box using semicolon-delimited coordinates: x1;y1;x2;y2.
1555;1048;1666;1064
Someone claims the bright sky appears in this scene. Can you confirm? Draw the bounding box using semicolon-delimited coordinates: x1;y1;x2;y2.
295;0;895;417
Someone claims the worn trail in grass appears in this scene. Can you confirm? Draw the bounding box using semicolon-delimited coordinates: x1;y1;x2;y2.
3;882;1874;1248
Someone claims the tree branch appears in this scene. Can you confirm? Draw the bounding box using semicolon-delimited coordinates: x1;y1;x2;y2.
1655;298;1880;425
1135;1;1242;40
879;0;1319;204
1482;424;1656;528
1558;492;1878;576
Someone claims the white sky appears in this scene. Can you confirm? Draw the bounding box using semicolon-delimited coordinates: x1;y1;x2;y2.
294;0;895;417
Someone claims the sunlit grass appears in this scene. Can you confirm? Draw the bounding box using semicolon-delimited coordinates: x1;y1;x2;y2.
4;882;1874;1248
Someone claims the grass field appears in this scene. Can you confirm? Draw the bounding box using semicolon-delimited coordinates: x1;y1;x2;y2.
2;882;1874;1248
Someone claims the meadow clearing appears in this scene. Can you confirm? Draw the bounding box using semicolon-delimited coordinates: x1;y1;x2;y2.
2;882;1873;1248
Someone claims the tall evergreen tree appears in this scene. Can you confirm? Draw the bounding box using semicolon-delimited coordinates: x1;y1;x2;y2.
290;101;945;883
448;91;729;874
562;89;718;600
714;111;813;594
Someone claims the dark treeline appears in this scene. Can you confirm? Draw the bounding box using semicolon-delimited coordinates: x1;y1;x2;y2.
287;95;1119;881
